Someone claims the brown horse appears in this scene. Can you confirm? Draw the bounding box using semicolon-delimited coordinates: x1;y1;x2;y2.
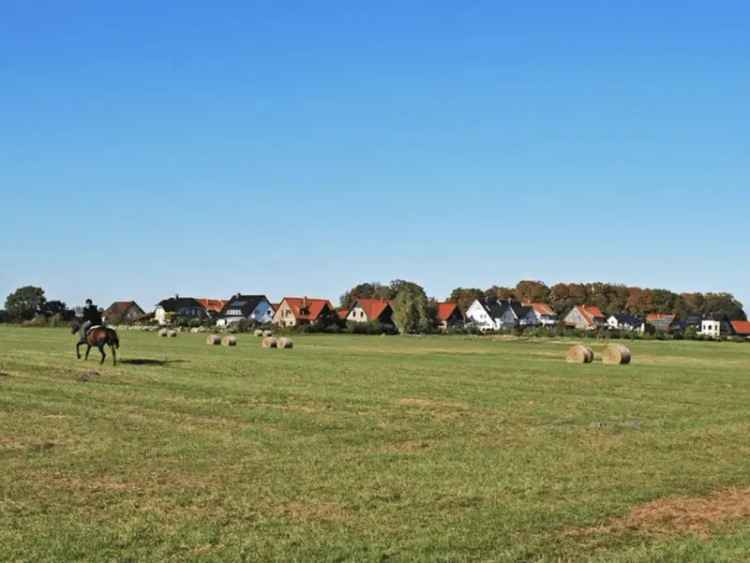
71;321;120;365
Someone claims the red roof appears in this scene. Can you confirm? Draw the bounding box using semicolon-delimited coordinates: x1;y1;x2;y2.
436;302;460;321
531;303;555;316
646;313;676;321
197;298;227;313
578;305;605;324
105;301;141;316
353;298;393;321
336;307;349;320
731;320;750;336
281;297;334;321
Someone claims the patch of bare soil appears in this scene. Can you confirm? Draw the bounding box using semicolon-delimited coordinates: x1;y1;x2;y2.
571;488;750;539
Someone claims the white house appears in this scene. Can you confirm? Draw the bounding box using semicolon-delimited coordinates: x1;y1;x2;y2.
217;294;275;327
700;319;722;339
607;314;643;332
527;303;558;327
465;299;498;331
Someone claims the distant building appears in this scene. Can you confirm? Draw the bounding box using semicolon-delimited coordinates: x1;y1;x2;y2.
217;294;274;326
564;305;606;330
607;313;643;332
346;298;395;325
155;296;206;325
526;303;558;327
272;297;337;327
196;299;228;317
645;313;677;333
730;320;750;339
104;301;145;324
435;302;465;331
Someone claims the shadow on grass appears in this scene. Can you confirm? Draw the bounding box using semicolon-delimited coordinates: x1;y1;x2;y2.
119;359;187;367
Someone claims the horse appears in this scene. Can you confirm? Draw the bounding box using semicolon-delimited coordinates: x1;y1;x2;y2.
70;321;120;366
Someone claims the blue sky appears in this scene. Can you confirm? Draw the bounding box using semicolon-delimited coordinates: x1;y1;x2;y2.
2;1;748;310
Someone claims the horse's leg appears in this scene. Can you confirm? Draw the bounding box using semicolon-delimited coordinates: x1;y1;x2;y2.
99;345;106;365
111;343;117;366
76;341;83;359
85;344;91;360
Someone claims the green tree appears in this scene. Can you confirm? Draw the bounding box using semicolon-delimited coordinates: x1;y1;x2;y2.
340;282;395;309
448;287;484;313
393;282;431;334
5;286;46;322
515;280;550;304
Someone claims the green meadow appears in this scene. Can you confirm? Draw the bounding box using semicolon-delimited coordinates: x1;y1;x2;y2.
2;326;750;562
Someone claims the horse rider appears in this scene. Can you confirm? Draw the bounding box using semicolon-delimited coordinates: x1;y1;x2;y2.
80;298;103;343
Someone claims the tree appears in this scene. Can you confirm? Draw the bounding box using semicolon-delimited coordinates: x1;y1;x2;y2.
448;287;484;313
5;286;46;322
484;285;514;301
515;280;550;304
392;281;431;334
43;300;68;316
340;282;395;309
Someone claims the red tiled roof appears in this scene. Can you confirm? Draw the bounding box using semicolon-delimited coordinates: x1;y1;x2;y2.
531;303;555;316
436;302;459;321
353;298;393;321
646;313;676;321
731;320;750;336
579;305;605;324
336;307;349;320
281;297;334;321
197;298;227;313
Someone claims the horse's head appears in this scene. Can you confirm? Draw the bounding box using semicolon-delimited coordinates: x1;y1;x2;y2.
70;321;80;334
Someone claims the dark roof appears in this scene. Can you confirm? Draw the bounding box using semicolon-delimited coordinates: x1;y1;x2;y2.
220;295;270;317
610;313;642;325
157;297;204;312
498;299;531;320
105;301;144;317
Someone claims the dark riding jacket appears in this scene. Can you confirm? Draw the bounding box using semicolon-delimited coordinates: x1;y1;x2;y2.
83;305;102;325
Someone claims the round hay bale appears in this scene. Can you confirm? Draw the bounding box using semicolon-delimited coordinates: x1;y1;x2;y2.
206;334;221;346
277;337;294;349
159;328;168;337
190;327;200;334
262;330;273;337
254;329;264;337
167;330;177;338
602;344;632;365
261;336;278;349
566;344;594;364
222;335;237;347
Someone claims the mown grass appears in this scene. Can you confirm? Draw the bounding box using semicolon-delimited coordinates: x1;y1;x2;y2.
2;326;750;562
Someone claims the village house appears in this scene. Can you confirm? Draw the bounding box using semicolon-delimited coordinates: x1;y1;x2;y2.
645;313;677;333
465;299;501;331
346;298;395;326
526;303;558;326
563;305;606;330
217;294;274;327
730;320;750;339
155;296;207;325
435;302;465;331
272;297;337;327
607;313;643;332
103;301;145;324
196;299;228;318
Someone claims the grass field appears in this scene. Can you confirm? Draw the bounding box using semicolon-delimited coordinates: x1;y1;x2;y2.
2;326;750;562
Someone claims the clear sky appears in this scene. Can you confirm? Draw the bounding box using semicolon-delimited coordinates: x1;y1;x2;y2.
2;1;748;311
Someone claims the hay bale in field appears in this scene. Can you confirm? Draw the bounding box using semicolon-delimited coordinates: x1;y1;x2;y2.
261;336;277;349
190;327;200;334
262;330;273;337
222;335;237;347
254;329;264;337
277;337;293;349
159;328;168;337
566;344;594;364
207;334;221;345
602;344;632;365
167;330;177;338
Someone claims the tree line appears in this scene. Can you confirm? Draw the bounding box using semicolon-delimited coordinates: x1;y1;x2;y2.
446;280;746;320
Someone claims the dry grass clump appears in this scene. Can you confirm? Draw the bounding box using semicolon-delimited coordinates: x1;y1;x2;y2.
222;335;237;347
277;337;294;349
206;335;221;346
603;344;632;365
566;344;594;364
261;337;277;349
